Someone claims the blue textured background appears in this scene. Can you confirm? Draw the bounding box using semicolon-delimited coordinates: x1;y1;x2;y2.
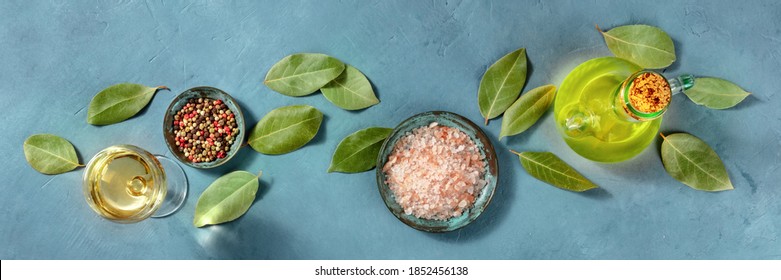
1;0;779;259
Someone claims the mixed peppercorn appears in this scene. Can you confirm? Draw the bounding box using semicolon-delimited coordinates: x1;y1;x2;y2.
172;98;238;163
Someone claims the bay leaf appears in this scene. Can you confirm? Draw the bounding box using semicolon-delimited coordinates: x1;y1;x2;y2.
478;48;527;124
194;170;261;227
247;105;323;155
87;83;167;125
511;150;598;192
599;24;676;69
499;85;556;140
683;77;750;109
660;133;733;191
328;127;393;173
23;134;81;175
321;65;379;110
264;53;345;97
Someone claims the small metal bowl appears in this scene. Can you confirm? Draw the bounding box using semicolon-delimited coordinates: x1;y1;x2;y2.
376;111;499;232
163;86;245;169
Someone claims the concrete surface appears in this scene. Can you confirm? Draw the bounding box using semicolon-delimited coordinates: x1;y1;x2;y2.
1;0;779;259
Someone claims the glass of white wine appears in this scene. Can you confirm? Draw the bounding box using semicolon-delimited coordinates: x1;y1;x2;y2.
82;145;187;223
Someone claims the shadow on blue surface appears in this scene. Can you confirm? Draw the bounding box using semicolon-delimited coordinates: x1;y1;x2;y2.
307;114;329;147
580;188;612;200
194;211;289;259
664;38;683;73
733;94;761;110
233;96;260;133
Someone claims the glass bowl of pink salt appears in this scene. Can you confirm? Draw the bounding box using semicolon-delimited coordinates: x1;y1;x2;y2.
377;111;498;232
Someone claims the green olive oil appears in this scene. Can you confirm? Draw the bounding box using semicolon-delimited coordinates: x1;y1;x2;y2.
554;57;661;162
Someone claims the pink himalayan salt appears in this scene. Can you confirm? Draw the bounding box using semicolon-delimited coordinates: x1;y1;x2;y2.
382;122;487;220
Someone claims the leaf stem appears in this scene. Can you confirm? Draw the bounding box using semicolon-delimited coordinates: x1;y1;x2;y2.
595;23;602;33
256;170;263;179
659;132;667;140
508;149;522;156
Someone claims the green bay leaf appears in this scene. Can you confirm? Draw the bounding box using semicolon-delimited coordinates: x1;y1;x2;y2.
87;83;166;125
660;133;733;192
194;170;260;227
499;85;556;140
512;151;598;192
23;134;81;175
683;77;750;109
599;24;676;69
321;65;379;110
478;48;527;124
264;53;345;97
248;105;323;155
328;127;392;173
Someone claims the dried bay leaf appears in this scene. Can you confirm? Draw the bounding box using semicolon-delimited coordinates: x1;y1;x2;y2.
247;105;323;155
321;65;379;110
194;170;261;227
499;85;556;140
23;134;81;175
87;83;167;125
511;150;598;192
683;77;750;109
328;127;392;173
599;24;676;69
478;48;527;124
660;133;733;192
264;53;345;97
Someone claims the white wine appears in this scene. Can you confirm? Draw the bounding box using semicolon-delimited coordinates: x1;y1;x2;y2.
83;145;167;223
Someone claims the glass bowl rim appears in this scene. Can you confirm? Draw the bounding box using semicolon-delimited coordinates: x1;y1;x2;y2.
162;86;245;169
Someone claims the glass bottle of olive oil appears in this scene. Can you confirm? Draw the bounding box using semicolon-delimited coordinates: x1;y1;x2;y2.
554;57;693;162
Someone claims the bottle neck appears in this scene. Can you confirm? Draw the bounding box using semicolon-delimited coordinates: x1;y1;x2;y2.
669;74;695;96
